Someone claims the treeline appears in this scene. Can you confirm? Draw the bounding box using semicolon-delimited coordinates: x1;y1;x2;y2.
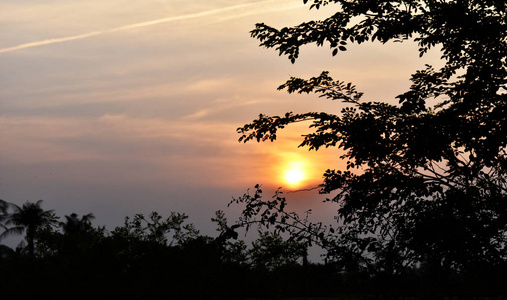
0;200;341;299
1;199;506;299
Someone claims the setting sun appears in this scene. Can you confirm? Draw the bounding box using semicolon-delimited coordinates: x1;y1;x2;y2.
283;161;306;187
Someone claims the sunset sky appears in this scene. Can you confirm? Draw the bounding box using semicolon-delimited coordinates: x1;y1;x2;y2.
0;0;441;236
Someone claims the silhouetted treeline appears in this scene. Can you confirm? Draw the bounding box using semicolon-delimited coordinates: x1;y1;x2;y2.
2;201;507;299
0;205;339;299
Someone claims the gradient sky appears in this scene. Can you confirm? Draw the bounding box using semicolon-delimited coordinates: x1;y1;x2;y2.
0;0;441;237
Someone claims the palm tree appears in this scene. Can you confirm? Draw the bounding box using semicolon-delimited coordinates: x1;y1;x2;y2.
0;200;24;242
0;199;58;255
60;213;95;234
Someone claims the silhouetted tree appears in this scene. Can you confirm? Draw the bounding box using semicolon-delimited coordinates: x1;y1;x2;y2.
0;199;58;255
249;230;307;271
233;0;507;294
111;211;199;246
60;213;95;234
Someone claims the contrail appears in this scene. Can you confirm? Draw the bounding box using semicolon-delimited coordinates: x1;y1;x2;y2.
0;31;105;54
0;0;302;54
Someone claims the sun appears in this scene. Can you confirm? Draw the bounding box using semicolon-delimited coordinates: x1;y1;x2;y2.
283;162;306;187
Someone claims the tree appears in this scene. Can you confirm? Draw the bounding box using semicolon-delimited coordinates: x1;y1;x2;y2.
60;213;95;235
0;199;58;255
35;212;103;257
110;211;199;246
234;0;507;282
249;230;307;271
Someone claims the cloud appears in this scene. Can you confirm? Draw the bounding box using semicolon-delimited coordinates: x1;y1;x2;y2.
183;109;210;120
0;0;304;54
0;113;240;163
0;113;340;190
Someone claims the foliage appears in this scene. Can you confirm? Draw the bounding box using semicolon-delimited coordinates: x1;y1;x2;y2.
235;0;507;280
0;199;59;255
250;230;307;270
60;212;95;234
0;204;346;299
110;211;199;246
1;202;507;298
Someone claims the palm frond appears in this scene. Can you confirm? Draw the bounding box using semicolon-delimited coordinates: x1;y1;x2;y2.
0;226;25;241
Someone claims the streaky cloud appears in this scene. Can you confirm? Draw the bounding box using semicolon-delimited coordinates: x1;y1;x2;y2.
0;31;104;54
0;0;301;54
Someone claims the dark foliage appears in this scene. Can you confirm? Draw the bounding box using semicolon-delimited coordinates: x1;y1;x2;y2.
2;201;507;298
233;0;507;297
0;204;346;299
0;199;58;255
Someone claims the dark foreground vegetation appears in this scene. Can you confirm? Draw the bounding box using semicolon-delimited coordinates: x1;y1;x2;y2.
1;199;507;299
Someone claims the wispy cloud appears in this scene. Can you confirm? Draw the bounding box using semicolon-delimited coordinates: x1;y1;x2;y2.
0;0;303;54
0;31;105;54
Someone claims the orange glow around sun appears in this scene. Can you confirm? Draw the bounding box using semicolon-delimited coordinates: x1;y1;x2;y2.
249;124;344;190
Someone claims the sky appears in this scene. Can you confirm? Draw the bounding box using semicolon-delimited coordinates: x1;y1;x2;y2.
0;0;441;241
